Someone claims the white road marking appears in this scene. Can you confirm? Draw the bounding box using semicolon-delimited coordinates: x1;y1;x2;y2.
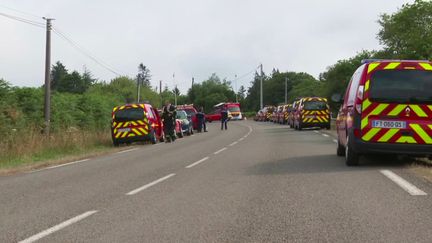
28;159;90;173
322;134;329;137
116;148;139;154
19;210;98;243
214;147;227;154
229;141;238;146
332;139;338;143
238;138;244;141
126;173;176;195
313;130;319;134
185;157;209;168
380;170;427;196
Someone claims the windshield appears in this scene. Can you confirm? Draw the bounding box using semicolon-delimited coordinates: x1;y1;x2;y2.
114;108;144;122
303;101;327;110
176;111;187;119
228;106;240;112
181;109;196;116
370;70;432;104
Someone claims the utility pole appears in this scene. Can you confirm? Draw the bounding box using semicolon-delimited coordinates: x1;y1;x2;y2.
43;17;54;135
173;73;177;106
136;75;141;103
192;77;194;88
285;77;288;104
260;64;263;110
174;85;178;106
235;74;238;103
159;80;162;106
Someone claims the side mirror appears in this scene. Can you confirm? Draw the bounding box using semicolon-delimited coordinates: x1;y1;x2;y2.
331;93;343;103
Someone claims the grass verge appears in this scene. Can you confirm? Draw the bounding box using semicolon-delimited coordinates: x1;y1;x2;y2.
0;129;117;175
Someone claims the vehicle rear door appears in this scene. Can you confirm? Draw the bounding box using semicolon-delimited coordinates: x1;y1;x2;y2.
360;62;432;145
113;104;149;139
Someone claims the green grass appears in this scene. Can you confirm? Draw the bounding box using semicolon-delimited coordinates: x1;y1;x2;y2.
0;129;114;171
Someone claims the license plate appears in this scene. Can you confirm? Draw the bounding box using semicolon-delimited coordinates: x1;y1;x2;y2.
305;115;315;119
372;120;407;129
118;128;131;132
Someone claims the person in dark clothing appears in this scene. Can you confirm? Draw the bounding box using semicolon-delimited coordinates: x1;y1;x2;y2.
162;101;177;142
201;107;208;132
195;108;205;133
221;107;228;130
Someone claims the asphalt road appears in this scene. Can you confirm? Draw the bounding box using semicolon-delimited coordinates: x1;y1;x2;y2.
1;121;432;242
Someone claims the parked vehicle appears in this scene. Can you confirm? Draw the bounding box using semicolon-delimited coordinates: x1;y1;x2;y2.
293;97;331;131
272;106;283;123
335;59;432;166
176;110;194;136
206;103;243;122
288;100;300;128
177;104;199;130
264;106;275;121
111;103;164;146
282;104;292;124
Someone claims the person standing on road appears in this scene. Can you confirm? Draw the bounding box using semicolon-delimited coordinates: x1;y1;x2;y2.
162;101;177;142
199;106;208;132
221;106;228;130
195;108;205;133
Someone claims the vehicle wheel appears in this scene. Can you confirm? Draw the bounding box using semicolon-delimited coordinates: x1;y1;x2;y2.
326;125;331;130
345;135;359;166
113;140;120;147
337;138;345;156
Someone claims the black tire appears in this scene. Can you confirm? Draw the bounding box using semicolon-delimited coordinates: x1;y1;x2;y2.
336;138;345;156
326;125;331;130
113;140;120;147
345;135;359;166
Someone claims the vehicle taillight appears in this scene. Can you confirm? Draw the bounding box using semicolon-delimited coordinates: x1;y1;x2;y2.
355;85;364;114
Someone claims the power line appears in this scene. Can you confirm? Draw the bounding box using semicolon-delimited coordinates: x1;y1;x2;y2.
0;11;44;28
53;27;123;76
0;4;42;19
231;64;262;82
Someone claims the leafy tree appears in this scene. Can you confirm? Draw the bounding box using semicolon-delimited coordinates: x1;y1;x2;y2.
51;61;68;91
137;63;151;87
237;85;246;100
378;0;432;59
173;86;180;97
186;73;235;112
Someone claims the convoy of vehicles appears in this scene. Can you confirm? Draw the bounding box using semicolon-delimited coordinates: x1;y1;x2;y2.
112;102;241;146
113;59;432;168
334;59;432;166
255;106;275;121
254;59;432;167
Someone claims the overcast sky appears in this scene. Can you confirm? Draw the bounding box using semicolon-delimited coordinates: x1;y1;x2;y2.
0;0;413;93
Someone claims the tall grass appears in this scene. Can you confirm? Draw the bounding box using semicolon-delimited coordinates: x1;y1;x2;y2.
0;128;112;169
